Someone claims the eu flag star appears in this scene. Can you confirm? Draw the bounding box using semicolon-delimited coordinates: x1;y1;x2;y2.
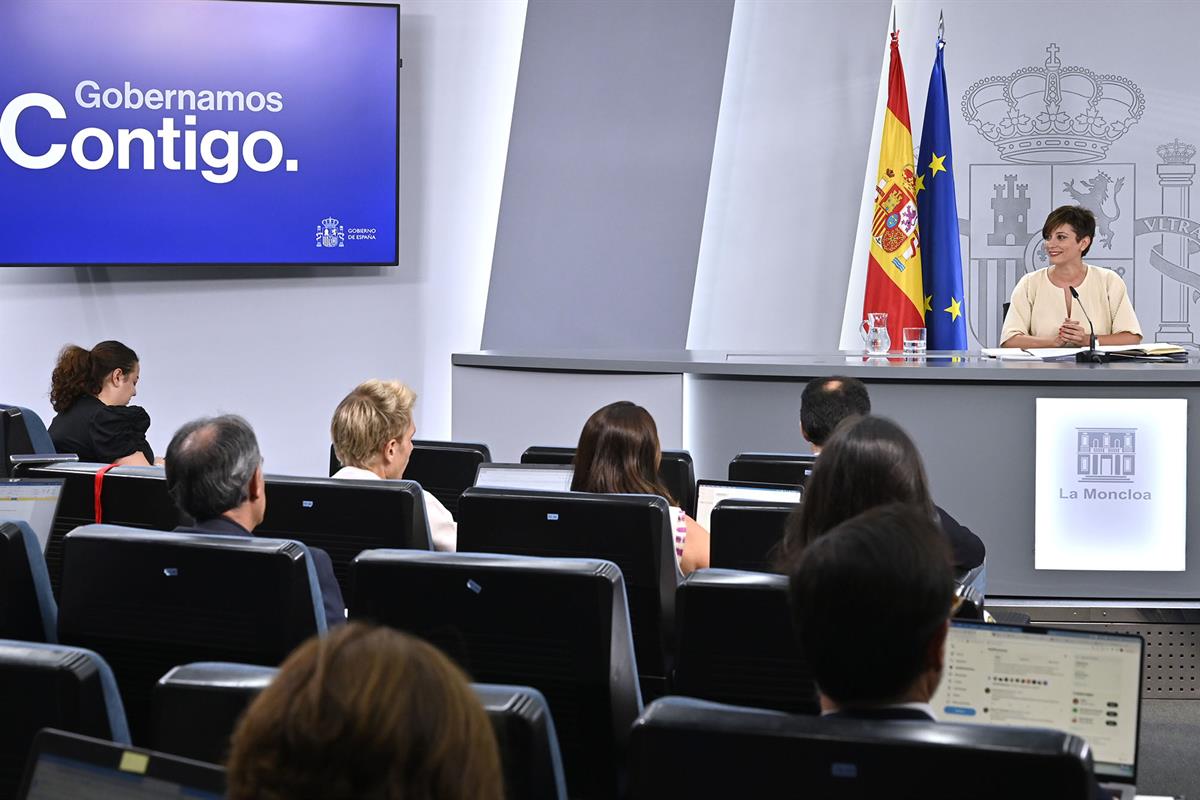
944;296;962;321
914;173;926;195
928;153;947;177
924;294;933;314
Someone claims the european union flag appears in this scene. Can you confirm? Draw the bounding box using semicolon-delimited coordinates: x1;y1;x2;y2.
916;33;967;350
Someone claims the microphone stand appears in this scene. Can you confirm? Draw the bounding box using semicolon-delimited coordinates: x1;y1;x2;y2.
1070;286;1108;363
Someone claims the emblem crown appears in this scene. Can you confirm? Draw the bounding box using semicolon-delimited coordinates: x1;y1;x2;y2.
961;43;1144;164
321;216;341;230
1156;138;1196;165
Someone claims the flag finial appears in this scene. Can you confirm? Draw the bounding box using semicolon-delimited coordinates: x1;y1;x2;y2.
938;10;945;44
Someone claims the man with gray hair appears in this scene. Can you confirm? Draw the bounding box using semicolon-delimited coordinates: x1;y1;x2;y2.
164;415;345;628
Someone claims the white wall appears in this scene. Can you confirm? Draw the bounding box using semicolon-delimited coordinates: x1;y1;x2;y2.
1;0;527;476
687;0;892;352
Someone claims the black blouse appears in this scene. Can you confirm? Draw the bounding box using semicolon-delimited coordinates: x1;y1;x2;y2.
48;395;154;463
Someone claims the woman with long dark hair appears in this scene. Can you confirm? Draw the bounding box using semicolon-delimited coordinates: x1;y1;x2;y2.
571;401;709;573
47;340;154;465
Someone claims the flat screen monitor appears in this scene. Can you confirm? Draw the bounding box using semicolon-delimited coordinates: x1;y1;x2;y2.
474;463;574;493
695;479;801;532
0;479;63;552
931;621;1142;783
0;0;399;266
18;729;225;799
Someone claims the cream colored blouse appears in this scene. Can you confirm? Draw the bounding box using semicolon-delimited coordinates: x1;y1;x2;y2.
1001;265;1141;344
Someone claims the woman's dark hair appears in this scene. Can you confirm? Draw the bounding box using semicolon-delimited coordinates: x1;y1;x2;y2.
570;401;675;503
1042;204;1096;257
778;415;935;567
226;623;503;800
49;340;139;412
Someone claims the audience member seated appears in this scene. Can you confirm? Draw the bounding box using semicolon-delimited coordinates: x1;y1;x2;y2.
164;414;346;628
225;622;502;800
47;341;154;466
796;377;985;574
330;379;457;551
571;401;708;574
783;504;1106;800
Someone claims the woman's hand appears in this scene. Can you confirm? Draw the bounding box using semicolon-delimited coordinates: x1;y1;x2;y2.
1058;318;1089;347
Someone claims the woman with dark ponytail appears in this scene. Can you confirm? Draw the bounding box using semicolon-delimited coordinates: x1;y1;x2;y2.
48;340;154;465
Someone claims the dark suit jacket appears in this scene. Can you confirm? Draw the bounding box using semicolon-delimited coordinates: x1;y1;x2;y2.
935;505;986;573
174;516;346;630
828;706;1107;800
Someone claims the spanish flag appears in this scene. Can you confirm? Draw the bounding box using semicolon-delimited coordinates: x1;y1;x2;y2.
862;30;924;349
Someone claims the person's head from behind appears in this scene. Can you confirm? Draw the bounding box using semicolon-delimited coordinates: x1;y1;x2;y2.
331;380;417;479
788;504;956;711
1042;204;1096;260
49;340;140;411
570;400;674;502
226;622;503;800
164;415;265;526
781;415;934;559
799;376;871;449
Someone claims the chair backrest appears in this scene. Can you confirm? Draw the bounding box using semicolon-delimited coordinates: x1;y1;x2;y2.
708;500;793;573
253;475;431;588
520;446;697;516
456;487;677;694
727;452;815;486
1;405;56;478
28;463;431;597
153;662;569;800
152;662;276;764
332;440;491;517
0;640;129;797
349;550;641;800
26;463;187;597
628;697;1096;799
57;524;325;743
0;521;58;643
673;569;817;714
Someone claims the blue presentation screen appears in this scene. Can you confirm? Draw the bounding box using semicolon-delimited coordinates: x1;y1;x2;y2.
0;0;399;265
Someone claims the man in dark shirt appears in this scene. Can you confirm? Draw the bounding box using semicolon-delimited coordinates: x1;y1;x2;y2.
789;504;1106;800
163;414;345;629
799;376;986;573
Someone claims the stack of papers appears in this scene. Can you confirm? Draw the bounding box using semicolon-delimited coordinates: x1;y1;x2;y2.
981;344;1188;361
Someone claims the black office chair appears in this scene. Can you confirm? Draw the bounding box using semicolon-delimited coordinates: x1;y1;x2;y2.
727;452;815;486
708;499;794;573
25;463;187;597
57;525;327;743
0;404;57;479
520;445;697;516
154;662;568;800
329;440;491;518
629;697;1097;799
673;568;817;714
0;521;58;643
350;550;641;800
0;639;130;797
457;487;677;699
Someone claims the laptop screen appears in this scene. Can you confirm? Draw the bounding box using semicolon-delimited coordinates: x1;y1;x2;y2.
931;621;1142;781
0;479;64;553
695;480;802;531
19;729;225;799
474;464;575;493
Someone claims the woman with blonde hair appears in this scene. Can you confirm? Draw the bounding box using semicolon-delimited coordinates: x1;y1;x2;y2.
226;623;503;800
330;379;457;550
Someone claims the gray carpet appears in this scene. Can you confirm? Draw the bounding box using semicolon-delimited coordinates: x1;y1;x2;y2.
1136;699;1200;798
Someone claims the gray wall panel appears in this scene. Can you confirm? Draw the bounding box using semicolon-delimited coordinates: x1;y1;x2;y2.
482;0;734;350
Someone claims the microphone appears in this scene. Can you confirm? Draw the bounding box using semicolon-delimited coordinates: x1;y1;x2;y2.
1069;286;1106;363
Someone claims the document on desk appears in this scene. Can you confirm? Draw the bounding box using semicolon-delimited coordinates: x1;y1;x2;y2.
982;344;1188;361
980;348;1041;360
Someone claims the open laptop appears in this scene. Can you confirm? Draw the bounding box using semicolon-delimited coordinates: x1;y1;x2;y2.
474;463;575;493
17;728;225;799
0;479;64;553
694;479;802;531
931;621;1143;800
